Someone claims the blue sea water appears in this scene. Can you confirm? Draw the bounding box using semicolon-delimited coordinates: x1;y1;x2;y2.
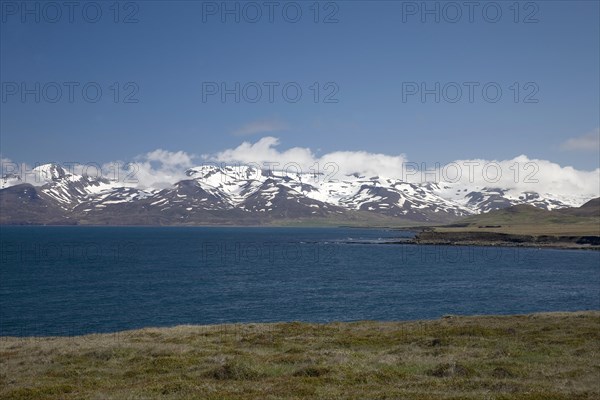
0;226;598;336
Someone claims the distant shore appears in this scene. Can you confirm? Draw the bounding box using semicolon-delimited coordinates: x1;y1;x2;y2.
2;311;598;399
409;230;600;250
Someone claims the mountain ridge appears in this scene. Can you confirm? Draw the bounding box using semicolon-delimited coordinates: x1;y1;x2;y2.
1;163;596;226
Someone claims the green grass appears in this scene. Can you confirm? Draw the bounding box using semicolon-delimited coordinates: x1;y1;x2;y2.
442;204;600;236
1;311;599;399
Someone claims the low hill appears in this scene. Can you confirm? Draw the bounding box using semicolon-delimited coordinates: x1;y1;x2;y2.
442;198;599;235
416;198;600;248
558;197;600;217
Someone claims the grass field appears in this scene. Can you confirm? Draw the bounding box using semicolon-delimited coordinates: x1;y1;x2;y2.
1;311;599;399
440;205;600;236
416;203;600;248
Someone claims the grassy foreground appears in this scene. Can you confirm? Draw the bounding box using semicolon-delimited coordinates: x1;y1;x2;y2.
1;312;599;399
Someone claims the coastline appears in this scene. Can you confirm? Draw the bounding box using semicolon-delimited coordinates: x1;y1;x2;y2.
3;223;599;250
2;311;598;399
410;230;600;251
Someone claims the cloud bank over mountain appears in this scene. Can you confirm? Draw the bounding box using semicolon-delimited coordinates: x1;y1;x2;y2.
202;137;600;199
2;137;599;199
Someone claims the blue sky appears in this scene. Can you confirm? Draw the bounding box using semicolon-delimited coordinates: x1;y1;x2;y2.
1;0;599;170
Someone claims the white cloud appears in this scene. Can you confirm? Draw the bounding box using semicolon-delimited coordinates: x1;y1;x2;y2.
448;155;600;198
127;149;196;189
0;157;14;170
204;137;600;198
231;119;288;136
1;151;198;190
0;157;23;189
204;136;408;178
142;149;195;168
561;128;600;151
205;136;315;168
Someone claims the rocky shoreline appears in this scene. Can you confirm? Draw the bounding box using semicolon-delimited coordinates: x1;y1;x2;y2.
411;230;600;250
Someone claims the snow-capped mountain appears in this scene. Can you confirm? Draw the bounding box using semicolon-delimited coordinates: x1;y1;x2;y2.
30;164;122;207
0;163;594;225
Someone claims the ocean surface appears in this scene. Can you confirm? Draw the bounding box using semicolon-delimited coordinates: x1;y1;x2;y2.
1;226;598;336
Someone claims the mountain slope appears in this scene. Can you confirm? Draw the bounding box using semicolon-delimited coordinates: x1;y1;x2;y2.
0;184;71;225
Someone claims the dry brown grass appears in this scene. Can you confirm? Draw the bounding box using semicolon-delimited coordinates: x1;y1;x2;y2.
1;311;599;399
